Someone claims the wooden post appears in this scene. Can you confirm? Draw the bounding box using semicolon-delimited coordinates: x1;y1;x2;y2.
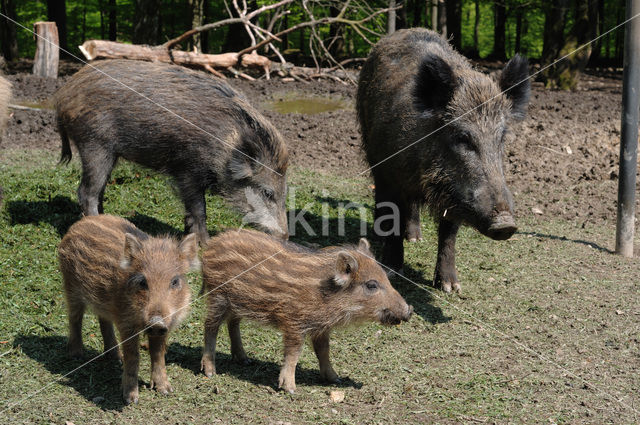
33;21;59;79
615;0;640;257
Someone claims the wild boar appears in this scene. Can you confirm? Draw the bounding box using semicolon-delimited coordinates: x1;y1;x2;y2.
200;229;412;393
55;60;289;243
357;28;530;292
58;214;199;404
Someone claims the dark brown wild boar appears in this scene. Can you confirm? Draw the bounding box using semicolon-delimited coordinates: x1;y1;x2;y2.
58;214;199;404
358;28;530;292
200;229;412;393
55;60;289;243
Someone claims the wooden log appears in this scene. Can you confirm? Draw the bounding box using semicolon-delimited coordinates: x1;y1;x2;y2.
33;22;59;78
78;40;271;72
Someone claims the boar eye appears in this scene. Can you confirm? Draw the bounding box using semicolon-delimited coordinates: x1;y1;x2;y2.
128;274;148;290
458;134;477;152
261;188;275;201
170;277;181;289
365;280;379;292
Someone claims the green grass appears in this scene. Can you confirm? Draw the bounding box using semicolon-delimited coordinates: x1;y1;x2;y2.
1;149;638;424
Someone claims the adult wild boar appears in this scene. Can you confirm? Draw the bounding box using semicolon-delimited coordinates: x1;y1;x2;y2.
200;229;412;393
59;214;199;404
55;60;289;243
357;29;530;292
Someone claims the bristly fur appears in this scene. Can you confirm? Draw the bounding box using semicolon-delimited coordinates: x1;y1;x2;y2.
200;229;411;393
54;60;289;242
58;214;198;403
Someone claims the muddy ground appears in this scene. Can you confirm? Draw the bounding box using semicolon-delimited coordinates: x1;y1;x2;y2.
2;61;638;231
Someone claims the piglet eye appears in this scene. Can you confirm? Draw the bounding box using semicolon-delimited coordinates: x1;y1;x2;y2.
128;274;148;290
365;280;379;291
170;277;181;289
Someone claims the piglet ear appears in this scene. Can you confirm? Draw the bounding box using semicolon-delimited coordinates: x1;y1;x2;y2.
121;233;142;269
335;251;358;287
500;54;531;121
413;53;457;113
178;233;200;271
357;238;371;253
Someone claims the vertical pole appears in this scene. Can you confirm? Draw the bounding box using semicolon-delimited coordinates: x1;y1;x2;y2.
388;0;397;35
616;0;640;257
32;21;59;79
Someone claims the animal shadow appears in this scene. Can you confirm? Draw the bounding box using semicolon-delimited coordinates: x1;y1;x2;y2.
167;342;363;391
13;335;126;411
518;231;613;254
390;265;451;325
127;212;183;237
7;196;82;237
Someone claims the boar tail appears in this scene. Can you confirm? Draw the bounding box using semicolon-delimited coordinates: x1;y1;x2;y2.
58;121;72;165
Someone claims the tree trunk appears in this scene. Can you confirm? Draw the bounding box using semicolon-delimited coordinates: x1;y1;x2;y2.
133;0;161;45
33;22;59;78
437;0;446;36
398;0;408;29
0;0;19;61
431;0;438;31
189;0;204;51
515;7;522;54
473;0;480;53
588;0;603;65
541;0;569;66
329;4;345;57
492;0;506;60
388;0;397;34
413;0;423;27
46;0;68;53
542;0;591;90
108;0;116;41
445;0;461;50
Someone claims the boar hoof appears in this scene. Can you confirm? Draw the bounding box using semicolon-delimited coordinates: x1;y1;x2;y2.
68;348;83;360
451;282;462;293
278;376;296;394
104;349;122;362
406;236;423;243
123;390;139;405
321;369;340;383
201;359;216;377
440;281;452;293
153;383;173;395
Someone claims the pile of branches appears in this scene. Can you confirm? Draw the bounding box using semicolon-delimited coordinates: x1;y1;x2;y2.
79;0;397;84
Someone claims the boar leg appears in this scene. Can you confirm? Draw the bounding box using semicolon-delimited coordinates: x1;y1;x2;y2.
148;334;172;395
227;317;249;364
178;184;209;244
201;303;226;377
405;202;423;242
375;186;405;273
66;300;85;359
434;219;461;293
312;332;339;383
77;152;116;215
99;318;121;361
120;331;140;404
278;334;303;394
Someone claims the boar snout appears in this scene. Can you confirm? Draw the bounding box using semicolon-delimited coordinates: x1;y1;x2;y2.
379;303;413;325
486;211;517;240
146;315;168;335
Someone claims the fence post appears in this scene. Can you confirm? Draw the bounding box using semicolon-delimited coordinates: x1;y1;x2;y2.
615;0;640;257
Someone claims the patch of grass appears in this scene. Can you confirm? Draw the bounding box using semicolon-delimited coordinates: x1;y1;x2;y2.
0;149;638;424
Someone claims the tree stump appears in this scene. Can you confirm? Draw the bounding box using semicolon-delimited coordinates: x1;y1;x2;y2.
33;21;59;79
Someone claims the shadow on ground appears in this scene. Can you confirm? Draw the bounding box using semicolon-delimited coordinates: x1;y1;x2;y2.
13;335;126;411
166;342;363;391
6;196;182;238
518;230;613;253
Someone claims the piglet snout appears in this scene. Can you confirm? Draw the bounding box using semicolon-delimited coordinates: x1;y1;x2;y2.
147;316;168;335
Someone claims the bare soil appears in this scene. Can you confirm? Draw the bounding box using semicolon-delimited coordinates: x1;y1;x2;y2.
3;63;638;230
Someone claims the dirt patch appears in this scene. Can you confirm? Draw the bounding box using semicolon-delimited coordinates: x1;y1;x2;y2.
3;66;637;228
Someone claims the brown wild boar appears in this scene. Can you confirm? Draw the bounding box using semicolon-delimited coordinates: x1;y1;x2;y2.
200;229;413;393
58;214;199;404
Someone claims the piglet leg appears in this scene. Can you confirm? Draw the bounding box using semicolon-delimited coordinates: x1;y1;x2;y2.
149;334;172;395
312;332;339;383
120;332;140;405
278;334;303;394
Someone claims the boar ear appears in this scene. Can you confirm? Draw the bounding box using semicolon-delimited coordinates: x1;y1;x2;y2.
357;238;371;253
178;233;200;271
500;54;531;121
335;251;358;287
120;233;143;269
413;53;457;113
229;155;254;180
